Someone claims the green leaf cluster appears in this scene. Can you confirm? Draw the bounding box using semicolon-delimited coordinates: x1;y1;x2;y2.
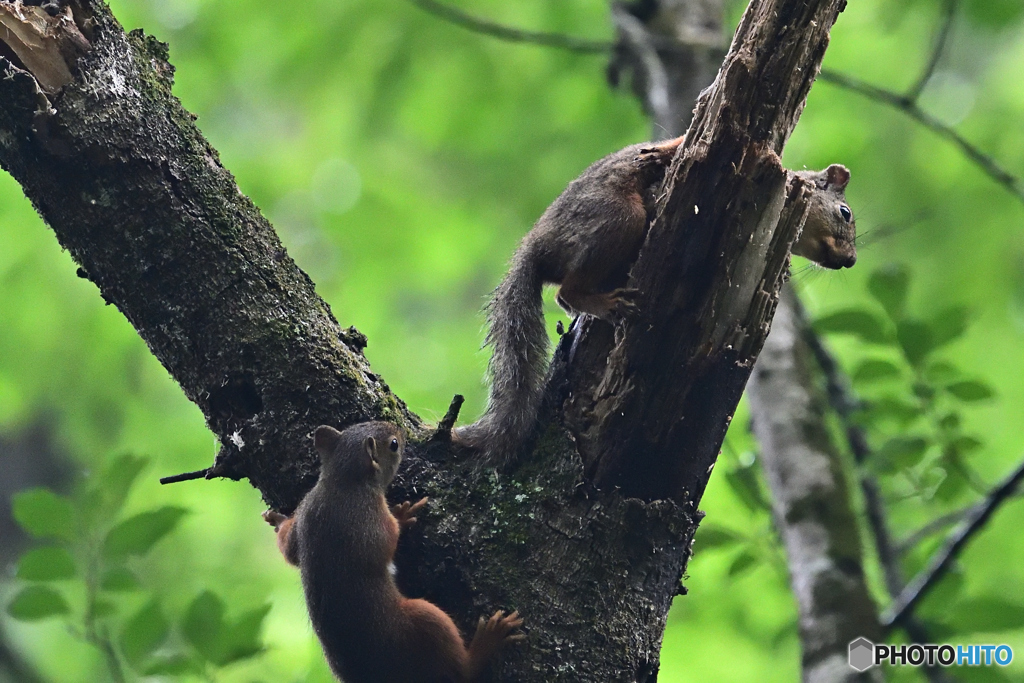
5;455;270;680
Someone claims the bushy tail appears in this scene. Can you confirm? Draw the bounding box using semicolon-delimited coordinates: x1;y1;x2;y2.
456;251;548;464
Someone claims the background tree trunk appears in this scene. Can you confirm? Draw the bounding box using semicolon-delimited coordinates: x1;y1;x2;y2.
0;0;848;679
748;287;883;682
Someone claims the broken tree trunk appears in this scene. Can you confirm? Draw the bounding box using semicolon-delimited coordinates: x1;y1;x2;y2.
0;0;846;679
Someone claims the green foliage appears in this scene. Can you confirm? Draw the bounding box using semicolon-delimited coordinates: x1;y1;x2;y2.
12;488;75;541
5;457;270;680
102;506;189;559
1;0;1023;680
815;264;996;503
16;546;77;581
7;586;70;621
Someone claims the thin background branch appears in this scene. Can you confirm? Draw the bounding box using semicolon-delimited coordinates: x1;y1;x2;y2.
882;458;1024;628
906;0;959;102
611;3;671;126
408;0;1024;209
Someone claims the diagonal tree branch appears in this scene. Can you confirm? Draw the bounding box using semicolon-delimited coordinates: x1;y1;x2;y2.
882;457;1024;628
408;0;1024;210
819;69;1024;207
406;0;613;53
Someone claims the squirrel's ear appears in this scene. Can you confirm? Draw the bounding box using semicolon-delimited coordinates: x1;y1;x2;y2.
363;436;376;458
314;425;343;457
824;164;850;190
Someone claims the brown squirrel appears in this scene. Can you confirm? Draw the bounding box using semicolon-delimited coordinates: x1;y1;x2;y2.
455;136;856;463
263;421;524;683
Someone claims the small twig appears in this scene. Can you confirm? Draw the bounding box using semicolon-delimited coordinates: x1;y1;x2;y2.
895;506;972;556
882;457;1024;628
430;394;465;442
819;69;1024;207
159;468;211;485
407;0;612;53
906;0;959;102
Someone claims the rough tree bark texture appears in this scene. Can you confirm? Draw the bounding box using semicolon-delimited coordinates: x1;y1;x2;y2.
748;287;882;683
0;0;845;680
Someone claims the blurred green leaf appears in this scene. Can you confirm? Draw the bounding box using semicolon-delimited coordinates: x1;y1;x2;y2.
911;382;934;400
723;466;770;514
952;597;1024;633
919;466;947;495
102;507;188;560
934;466;969;502
7;586;69;621
946;381;995;402
814;309;890;344
925;360;961;385
925;569;966;608
96;454;150;515
182;591;226;663
859;395;922;427
949;436;984;455
217;604;272;665
101;566;141;592
930;306;970;348
727;550;758;577
874;436;930;472
852;359;902;383
16;546;76;581
896;319;935;366
11;488;75;541
121;600;170;667
938;412;961;431
868;264;910;320
695;525;743;552
963;0;1024;27
142;655;204;676
93;598;117;618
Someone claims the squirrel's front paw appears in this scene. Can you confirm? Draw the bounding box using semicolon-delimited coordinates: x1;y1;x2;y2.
262;509;288;530
608;288;640;322
392;497;429;528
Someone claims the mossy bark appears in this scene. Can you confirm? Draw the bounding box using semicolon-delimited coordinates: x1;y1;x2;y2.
0;0;846;680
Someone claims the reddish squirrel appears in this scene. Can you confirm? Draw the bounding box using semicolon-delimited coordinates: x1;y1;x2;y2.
264;421;523;683
455;136;856;464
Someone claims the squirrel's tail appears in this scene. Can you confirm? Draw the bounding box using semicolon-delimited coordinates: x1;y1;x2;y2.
456;248;548;464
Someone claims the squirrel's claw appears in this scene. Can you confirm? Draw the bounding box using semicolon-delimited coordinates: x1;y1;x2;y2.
392;497;429;527
608;288;641;322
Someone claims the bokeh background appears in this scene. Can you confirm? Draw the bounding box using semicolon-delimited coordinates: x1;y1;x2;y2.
2;0;1023;680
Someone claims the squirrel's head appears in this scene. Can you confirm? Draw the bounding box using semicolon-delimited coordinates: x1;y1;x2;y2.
792;164;856;270
313;421;406;487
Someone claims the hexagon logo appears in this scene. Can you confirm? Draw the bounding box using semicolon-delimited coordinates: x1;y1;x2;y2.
849;637;875;672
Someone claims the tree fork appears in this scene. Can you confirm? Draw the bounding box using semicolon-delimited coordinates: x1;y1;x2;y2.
0;0;846;680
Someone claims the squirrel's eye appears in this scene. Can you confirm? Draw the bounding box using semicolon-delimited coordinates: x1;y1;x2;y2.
390;438;399;452
839;205;852;222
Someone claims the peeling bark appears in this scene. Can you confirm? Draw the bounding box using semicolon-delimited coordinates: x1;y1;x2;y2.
748;287;882;682
0;0;847;679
